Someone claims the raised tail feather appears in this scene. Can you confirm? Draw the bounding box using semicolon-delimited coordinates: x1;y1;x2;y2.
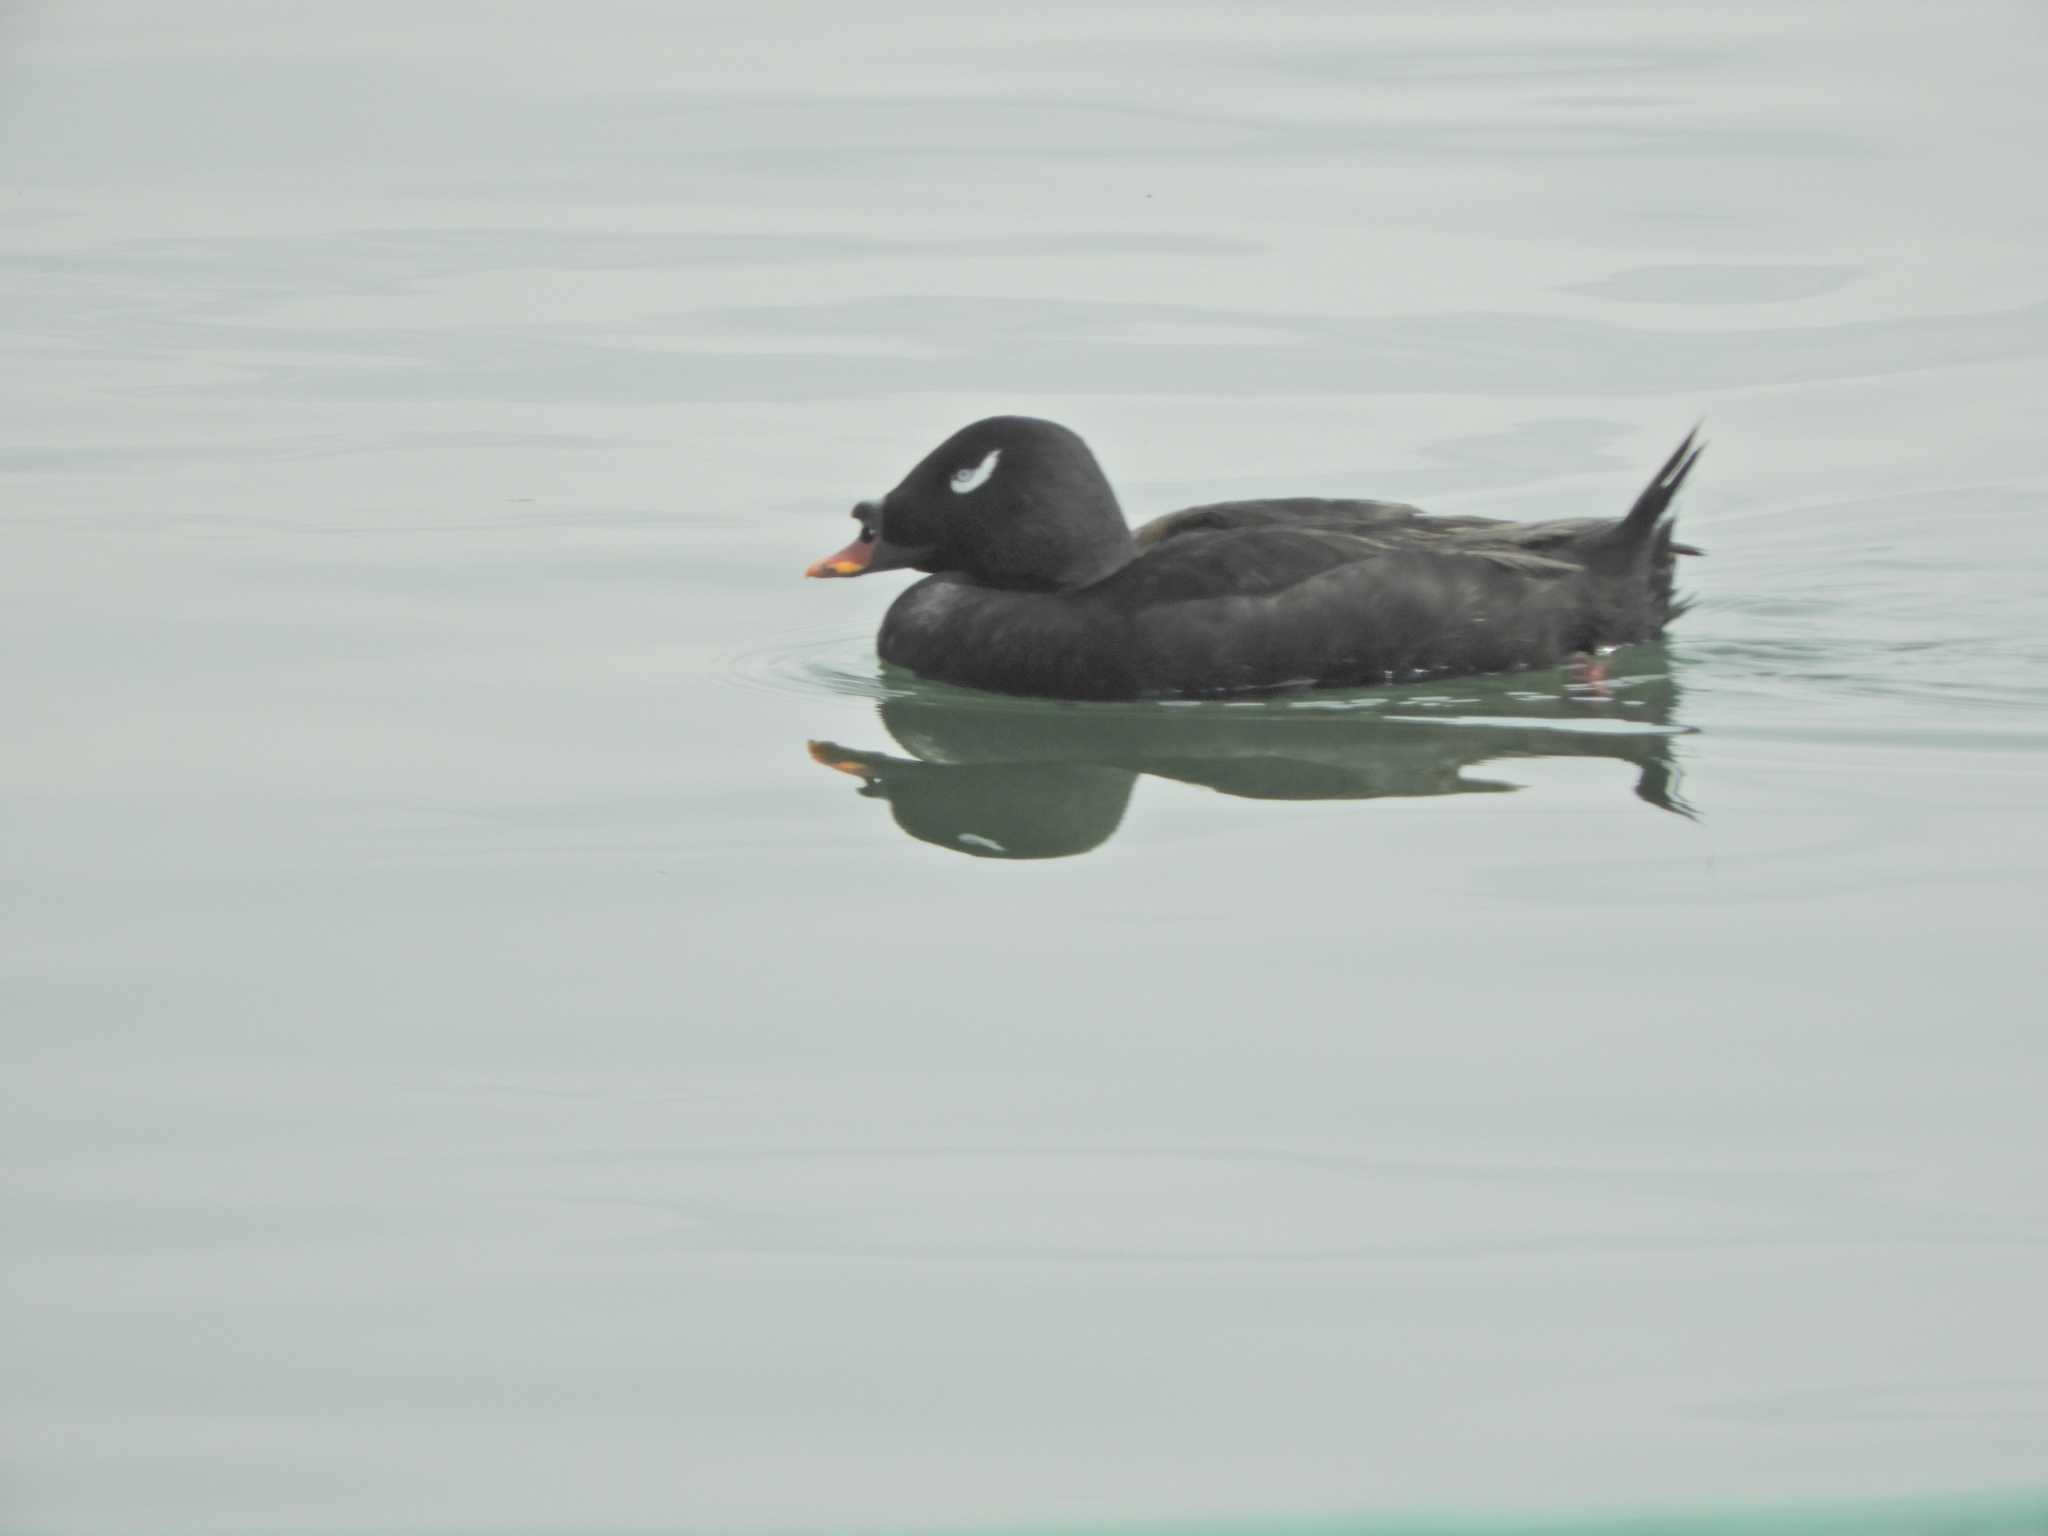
1619;426;1705;545
1602;427;1704;624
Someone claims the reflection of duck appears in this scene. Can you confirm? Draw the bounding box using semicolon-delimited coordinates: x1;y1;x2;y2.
807;417;1703;701
812;653;1694;860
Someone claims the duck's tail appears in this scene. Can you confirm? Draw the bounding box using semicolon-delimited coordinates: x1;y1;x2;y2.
1598;427;1705;622
1618;427;1705;546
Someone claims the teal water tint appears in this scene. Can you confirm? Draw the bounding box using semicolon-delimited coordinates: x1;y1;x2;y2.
4;2;2048;1534
1042;1491;2048;1536
1063;1492;2048;1536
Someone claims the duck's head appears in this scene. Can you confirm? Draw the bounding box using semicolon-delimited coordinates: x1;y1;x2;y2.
806;416;1134;591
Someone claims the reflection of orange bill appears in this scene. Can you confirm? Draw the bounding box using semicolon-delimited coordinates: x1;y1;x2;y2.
807;740;870;776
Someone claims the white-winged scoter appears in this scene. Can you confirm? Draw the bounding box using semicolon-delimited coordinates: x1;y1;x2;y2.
806;417;1702;701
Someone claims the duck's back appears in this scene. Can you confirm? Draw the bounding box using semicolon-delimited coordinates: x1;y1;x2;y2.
1137;497;1673;565
1135;497;1441;547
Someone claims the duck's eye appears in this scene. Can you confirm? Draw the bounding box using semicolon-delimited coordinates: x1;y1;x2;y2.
949;448;1000;495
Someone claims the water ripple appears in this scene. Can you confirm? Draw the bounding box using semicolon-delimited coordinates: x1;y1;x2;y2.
731;631;1693;736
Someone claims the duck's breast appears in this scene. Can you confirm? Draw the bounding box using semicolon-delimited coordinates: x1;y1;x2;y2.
879;575;1137;699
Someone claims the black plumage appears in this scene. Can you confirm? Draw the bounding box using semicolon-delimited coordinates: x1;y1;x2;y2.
807;417;1703;702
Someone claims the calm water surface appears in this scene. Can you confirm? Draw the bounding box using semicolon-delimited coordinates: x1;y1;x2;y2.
3;3;2046;1533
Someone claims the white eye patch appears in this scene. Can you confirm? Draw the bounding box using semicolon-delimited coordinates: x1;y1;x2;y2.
949;448;1000;495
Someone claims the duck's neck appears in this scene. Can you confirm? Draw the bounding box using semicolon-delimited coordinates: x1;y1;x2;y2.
971;498;1137;592
1047;526;1137;590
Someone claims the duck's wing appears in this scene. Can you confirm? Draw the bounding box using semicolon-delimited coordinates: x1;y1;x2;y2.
1102;526;1603;697
1437;515;1704;561
1111;525;1398;603
1106;523;1581;607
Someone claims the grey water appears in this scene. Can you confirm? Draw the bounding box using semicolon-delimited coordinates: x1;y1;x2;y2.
3;3;2046;1533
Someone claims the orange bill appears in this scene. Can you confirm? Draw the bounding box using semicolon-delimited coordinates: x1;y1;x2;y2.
805;533;877;579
